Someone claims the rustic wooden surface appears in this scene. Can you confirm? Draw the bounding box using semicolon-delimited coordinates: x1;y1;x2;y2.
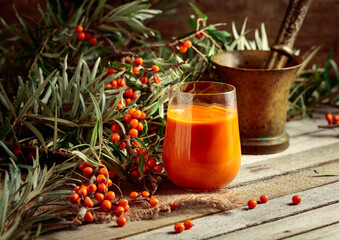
46;111;339;240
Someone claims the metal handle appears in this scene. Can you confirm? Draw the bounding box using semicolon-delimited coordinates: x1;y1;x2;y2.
265;0;313;69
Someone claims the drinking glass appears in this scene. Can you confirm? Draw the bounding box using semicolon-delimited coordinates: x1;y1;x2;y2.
162;81;241;189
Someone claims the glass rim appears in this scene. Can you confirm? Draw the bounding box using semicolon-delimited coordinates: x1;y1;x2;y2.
170;81;236;96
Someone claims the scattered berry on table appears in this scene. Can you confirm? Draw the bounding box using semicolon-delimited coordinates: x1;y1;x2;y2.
260;195;269;203
248;199;257;209
292;195;302;205
174;222;185;233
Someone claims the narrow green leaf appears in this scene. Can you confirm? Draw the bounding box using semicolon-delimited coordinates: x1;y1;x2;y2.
23;121;47;152
189;2;207;21
0;140;18;162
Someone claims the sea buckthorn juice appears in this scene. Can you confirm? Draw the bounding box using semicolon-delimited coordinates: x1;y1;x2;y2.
163;81;241;189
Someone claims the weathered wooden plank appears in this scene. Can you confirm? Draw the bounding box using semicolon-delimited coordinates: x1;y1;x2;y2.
210;204;339;240
231;141;339;187
241;115;339;166
123;181;339;240
285;222;339;240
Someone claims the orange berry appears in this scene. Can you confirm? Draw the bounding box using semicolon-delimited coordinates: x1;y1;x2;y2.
13;148;21;156
98;183;107;193
27;152;35;159
135;57;143;66
138;148;146;155
124;88;134;98
124;114;133;123
84;211;94;222
118;198;129;207
140;111;146;119
132;66;140;75
139;165;147;174
174;222;185;233
115;206;125;216
84;197;94;208
107;178;113;187
95;193;105;203
147;158;156;168
197;32;204;39
129;108;136;115
151;65;160;72
105;191;116;201
109;170;116;179
85;32;92;40
130;119;139;129
78;187;88;197
77;32;85;41
292;195;302;205
140;76;148;84
125;98;132;105
69;193;80;204
333;115;339;125
153;75;161;84
99;167;108;176
111;134;120;142
96;174;107;184
88;183;97;193
183;40;192;48
153;165;163;173
118;67;126;71
149;197;159;207
260;195;269;203
128;129;138;138
136;122;144;131
111;123;120;133
83;167;93;177
117;78;125;87
105;83;112;88
81;183;89;189
141;191;150;197
325;113;333;124
119;141;126;150
89;36;97;45
248;199;257;209
184;219;193;229
130;170;140;178
117;103;124;109
111;80;118;88
132;139;141;147
101;199;112;211
133;110;142;119
179;45;187;53
116;216;127;227
130;191;138;199
74;185;80;194
170;204;178;210
79;162;87;170
124;204;130;212
75;25;83;33
132;93;139;100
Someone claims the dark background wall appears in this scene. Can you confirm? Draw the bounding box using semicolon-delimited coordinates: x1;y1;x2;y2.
1;0;338;68
150;0;339;67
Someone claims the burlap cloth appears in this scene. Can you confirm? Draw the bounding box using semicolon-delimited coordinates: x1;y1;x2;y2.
40;179;241;223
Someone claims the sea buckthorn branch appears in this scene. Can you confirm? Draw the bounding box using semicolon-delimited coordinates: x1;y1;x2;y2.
132;23;227;52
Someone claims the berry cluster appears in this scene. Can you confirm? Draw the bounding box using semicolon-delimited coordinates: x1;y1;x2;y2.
247;194;301;210
174;219;194;233
179;40;193;54
70;163;160;226
76;25;97;45
325;113;339;125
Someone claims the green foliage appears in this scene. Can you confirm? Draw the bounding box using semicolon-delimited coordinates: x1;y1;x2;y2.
0;159;75;239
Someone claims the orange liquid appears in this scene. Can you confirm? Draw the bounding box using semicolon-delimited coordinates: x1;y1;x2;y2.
163;104;241;189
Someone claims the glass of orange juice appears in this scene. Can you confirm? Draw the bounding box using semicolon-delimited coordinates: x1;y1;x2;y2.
162;81;241;190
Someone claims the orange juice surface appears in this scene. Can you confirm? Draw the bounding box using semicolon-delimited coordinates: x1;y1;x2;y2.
163;104;241;189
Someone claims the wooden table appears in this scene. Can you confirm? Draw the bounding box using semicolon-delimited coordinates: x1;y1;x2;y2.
48;110;339;240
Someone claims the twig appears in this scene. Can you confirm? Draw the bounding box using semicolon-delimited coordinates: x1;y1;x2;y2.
28;27;60;76
191;45;208;62
318;124;339;129
132;23;227;52
122;134;138;163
